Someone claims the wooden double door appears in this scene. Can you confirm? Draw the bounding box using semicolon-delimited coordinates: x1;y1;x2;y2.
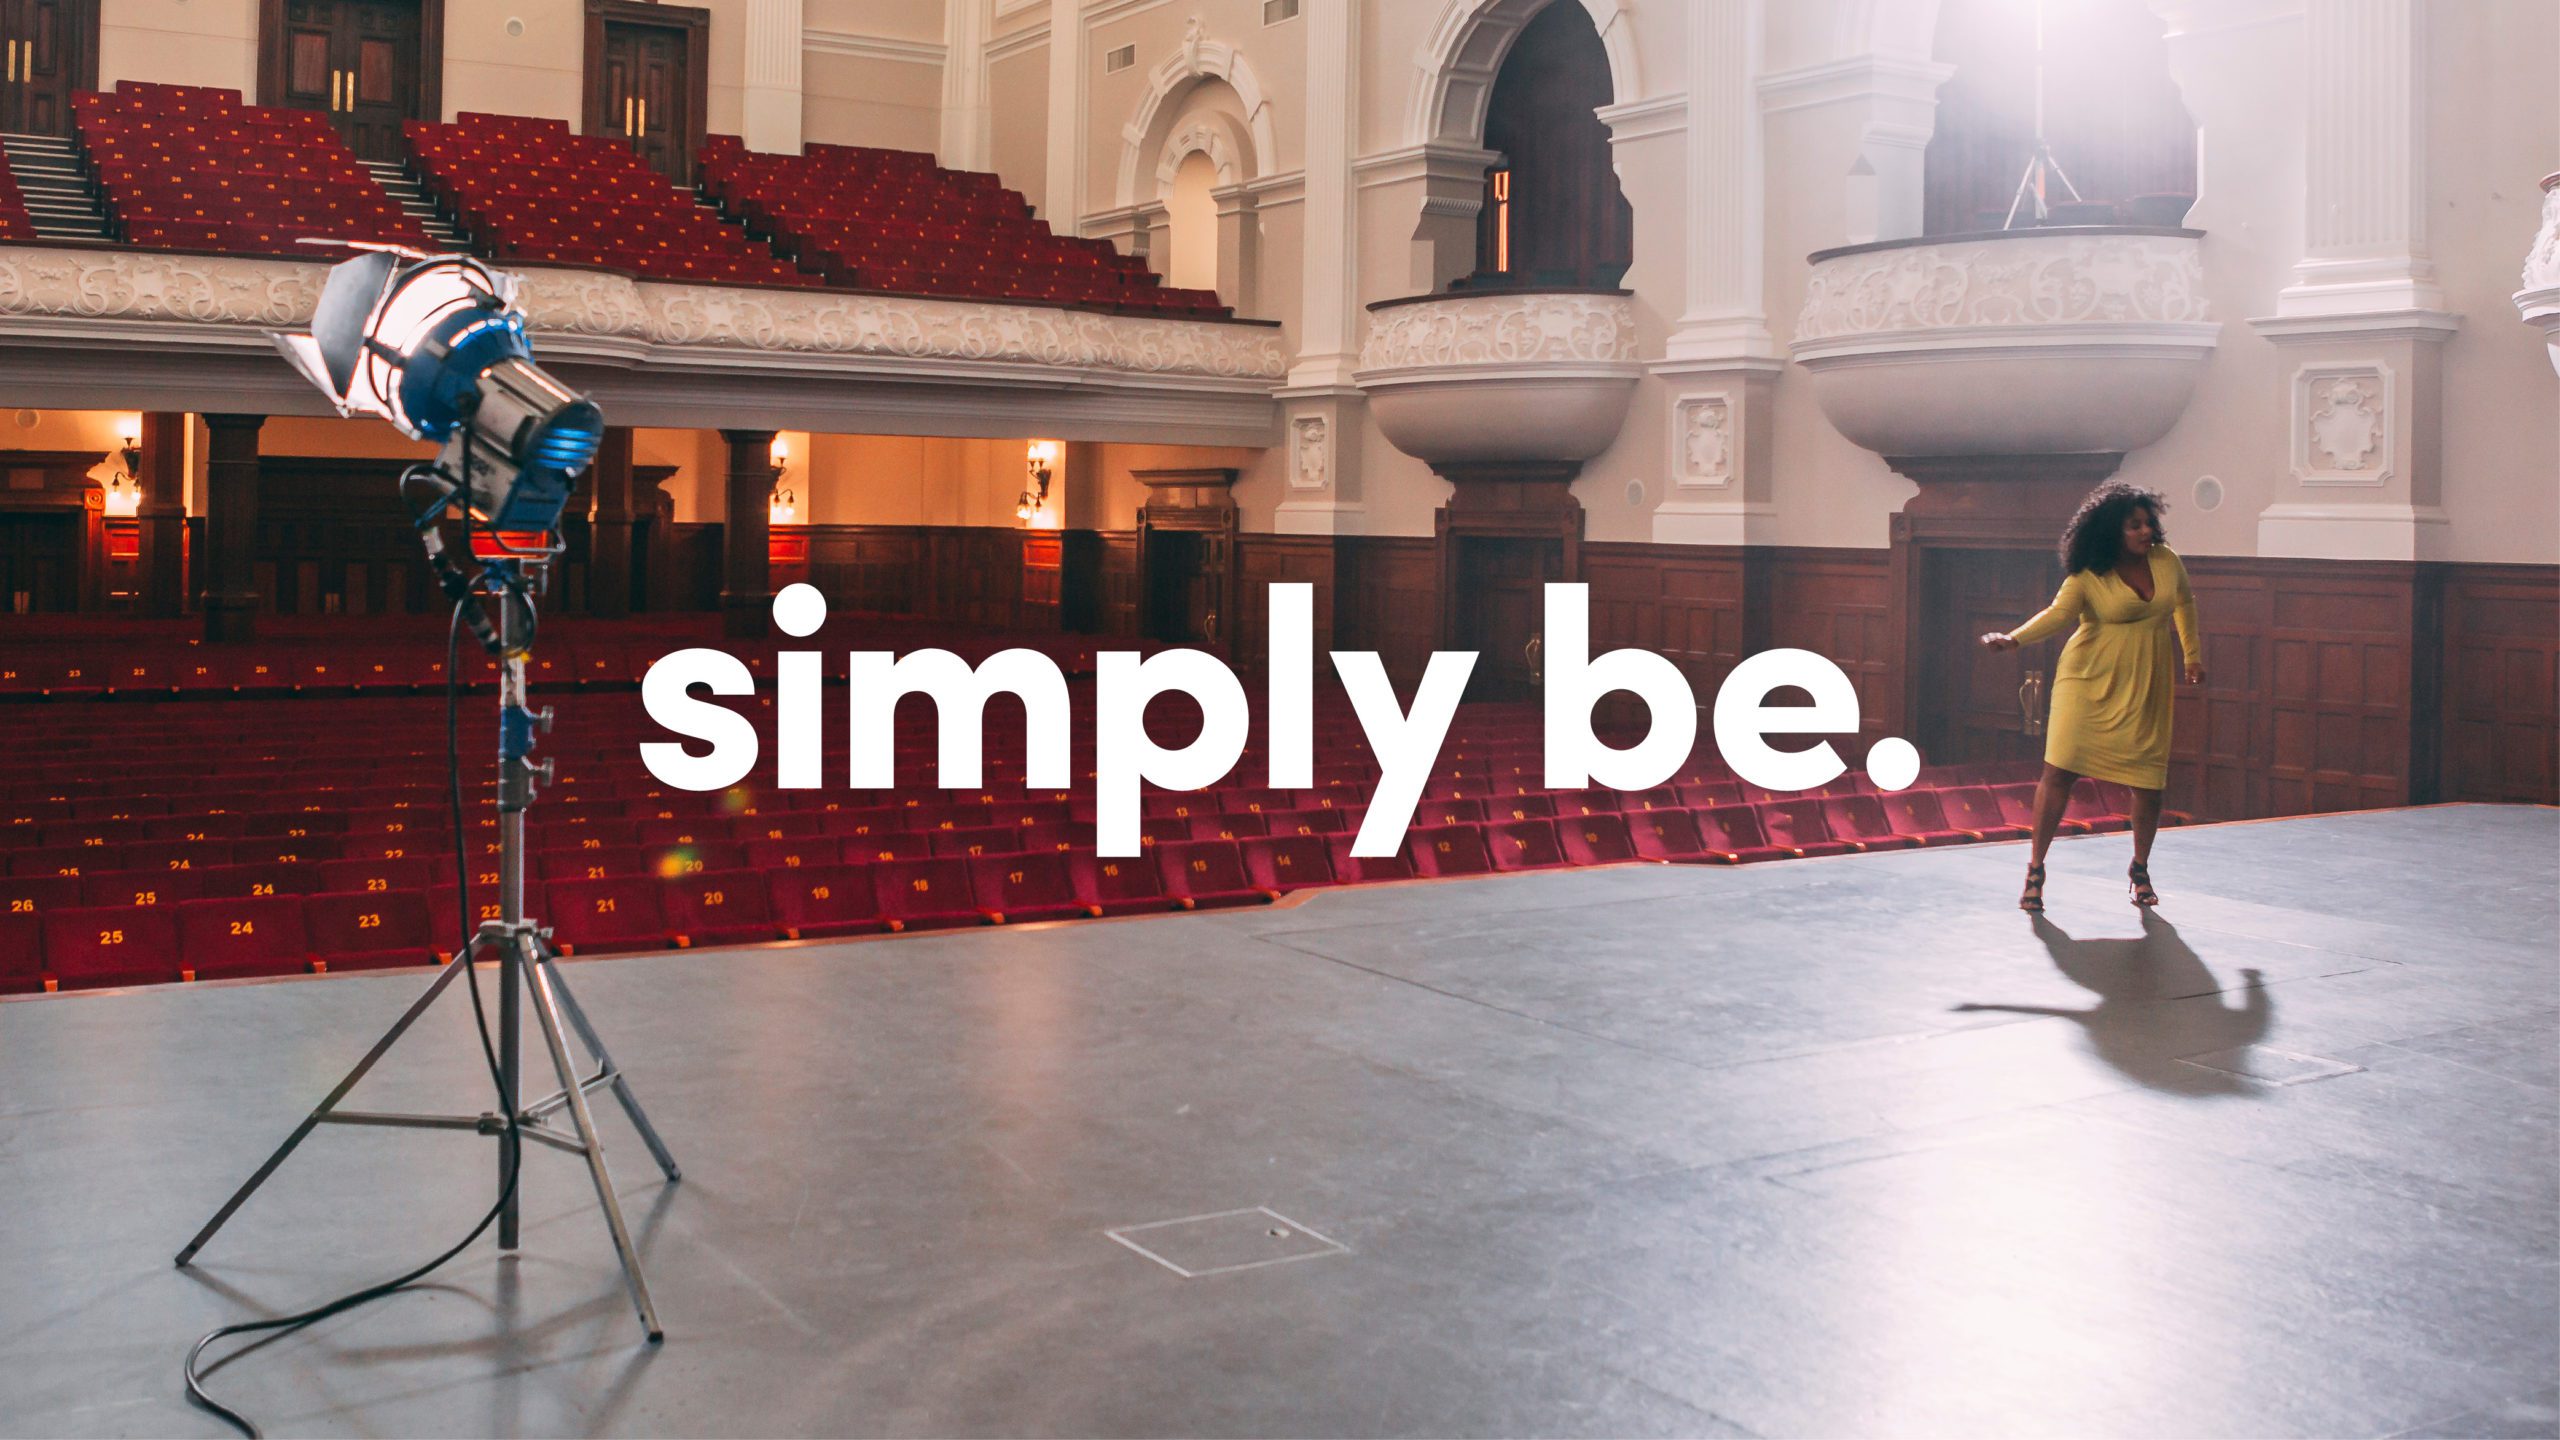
0;0;96;138
266;0;437;162
1918;545;2069;767
585;0;704;182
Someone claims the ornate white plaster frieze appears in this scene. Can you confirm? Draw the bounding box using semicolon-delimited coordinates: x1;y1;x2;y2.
1789;231;2219;461
2518;172;2560;379
1794;231;2211;342
1355;289;1638;373
0;245;1290;384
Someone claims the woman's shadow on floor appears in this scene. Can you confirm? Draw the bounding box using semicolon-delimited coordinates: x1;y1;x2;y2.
1955;911;2272;1095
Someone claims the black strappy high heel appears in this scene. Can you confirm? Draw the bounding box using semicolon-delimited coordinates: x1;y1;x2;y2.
2128;861;2158;907
2019;862;2046;913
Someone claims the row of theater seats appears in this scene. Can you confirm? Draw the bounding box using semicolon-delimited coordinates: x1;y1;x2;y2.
72;82;428;258
0;617;1122;698
404;111;816;289
0;772;2166;994
11;81;1237;319
0;156;35;241
696;136;1228;315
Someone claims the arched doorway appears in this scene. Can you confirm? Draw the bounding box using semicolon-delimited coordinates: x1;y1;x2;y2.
1465;0;1630;289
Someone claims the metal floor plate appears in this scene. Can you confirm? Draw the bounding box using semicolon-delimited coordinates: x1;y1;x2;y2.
1106;1206;1349;1278
2175;1045;2366;1085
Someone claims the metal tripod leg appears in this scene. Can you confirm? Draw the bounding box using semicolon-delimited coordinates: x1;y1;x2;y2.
175;945;481;1267
522;940;663;1340
544;961;681;1182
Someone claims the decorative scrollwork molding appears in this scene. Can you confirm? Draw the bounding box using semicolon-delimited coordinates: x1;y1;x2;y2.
0;246;1289;383
1795;232;2211;341
1356;290;1637;373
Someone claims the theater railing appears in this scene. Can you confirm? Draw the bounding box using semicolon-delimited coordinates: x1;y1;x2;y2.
0;245;1290;443
1789;226;2219;464
1352;286;1641;469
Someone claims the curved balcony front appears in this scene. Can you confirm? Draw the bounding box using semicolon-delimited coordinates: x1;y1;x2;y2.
1354;288;1641;468
1791;227;2219;461
2517;173;2560;378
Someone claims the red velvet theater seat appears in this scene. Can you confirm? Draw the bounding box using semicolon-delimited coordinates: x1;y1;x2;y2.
1486;818;1568;871
1753;800;1861;858
769;864;884;940
0;910;48;992
304;889;443;972
41;905;180;990
969;851;1097;923
1818;794;1926;851
1692;806;1790;864
81;867;208;908
1156;839;1273;909
872;857;986;930
1558;814;1638;866
1241;834;1336;894
1990;782;2093;835
1936;787;2030;842
1325;834;1415;883
543;876;670;955
176;894;313;980
1880;789;1983;846
663;870;782;948
1626;808;1711;862
1073;850;1178;916
1407;824;1494;878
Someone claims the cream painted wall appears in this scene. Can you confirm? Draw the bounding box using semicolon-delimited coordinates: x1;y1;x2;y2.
99;0;256;95
807;0;947;46
443;0;584;124
803;49;943;151
2425;0;2559;565
988;42;1050;212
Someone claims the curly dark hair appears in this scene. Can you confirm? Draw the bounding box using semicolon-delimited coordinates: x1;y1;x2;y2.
2060;482;2169;574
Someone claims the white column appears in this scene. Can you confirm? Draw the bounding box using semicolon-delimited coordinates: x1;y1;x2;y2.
940;0;992;171
1045;0;1086;230
2278;0;2441;315
1273;0;1365;535
741;0;805;154
1288;0;1361;389
1663;0;1777;367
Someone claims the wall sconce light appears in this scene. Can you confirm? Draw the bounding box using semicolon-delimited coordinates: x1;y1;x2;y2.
1017;439;1056;525
767;435;800;525
95;418;142;517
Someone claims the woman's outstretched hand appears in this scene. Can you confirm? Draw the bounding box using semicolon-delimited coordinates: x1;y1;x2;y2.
2184;660;2206;684
1979;632;2019;652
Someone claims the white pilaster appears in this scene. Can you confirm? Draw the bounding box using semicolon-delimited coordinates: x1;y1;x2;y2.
1289;0;1361;391
2278;0;2442;315
940;0;993;171
1045;0;1086;229
1663;0;1778;368
742;0;805;155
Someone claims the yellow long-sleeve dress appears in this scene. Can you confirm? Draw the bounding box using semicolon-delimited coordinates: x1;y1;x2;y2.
2009;544;2201;790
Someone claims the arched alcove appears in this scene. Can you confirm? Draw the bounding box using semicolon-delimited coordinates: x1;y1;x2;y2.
1923;0;2197;233
1465;0;1632;288
1410;0;1639;148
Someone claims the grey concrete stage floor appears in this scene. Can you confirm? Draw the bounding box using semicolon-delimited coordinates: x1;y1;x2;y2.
2;804;2555;1439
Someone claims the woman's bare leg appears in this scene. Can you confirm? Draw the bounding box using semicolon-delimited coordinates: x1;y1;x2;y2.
2128;787;2163;865
2029;764;2077;866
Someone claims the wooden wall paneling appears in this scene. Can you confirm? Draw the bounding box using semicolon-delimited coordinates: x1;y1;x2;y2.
1337;536;1437;694
1767;549;1896;757
2173;564;2269;821
1578;542;1747;734
1232;534;1338;677
2258;564;2414;815
2439;563;2558;804
1098;531;1139;637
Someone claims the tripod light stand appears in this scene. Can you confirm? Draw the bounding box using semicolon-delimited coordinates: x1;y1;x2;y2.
177;247;678;1342
2001;0;2084;229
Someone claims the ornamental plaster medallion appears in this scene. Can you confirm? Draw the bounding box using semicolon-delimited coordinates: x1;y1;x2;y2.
1673;396;1732;489
1290;415;1330;490
2291;363;2393;486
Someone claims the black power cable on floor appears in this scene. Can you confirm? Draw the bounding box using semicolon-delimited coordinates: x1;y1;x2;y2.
181;592;521;1439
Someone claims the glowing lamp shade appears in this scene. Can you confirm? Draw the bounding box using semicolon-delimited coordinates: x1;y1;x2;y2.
274;249;602;533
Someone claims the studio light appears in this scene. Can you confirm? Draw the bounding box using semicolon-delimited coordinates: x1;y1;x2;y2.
182;248;672;1438
273;248;602;532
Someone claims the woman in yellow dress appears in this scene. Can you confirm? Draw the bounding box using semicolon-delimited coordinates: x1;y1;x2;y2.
1980;483;2203;912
